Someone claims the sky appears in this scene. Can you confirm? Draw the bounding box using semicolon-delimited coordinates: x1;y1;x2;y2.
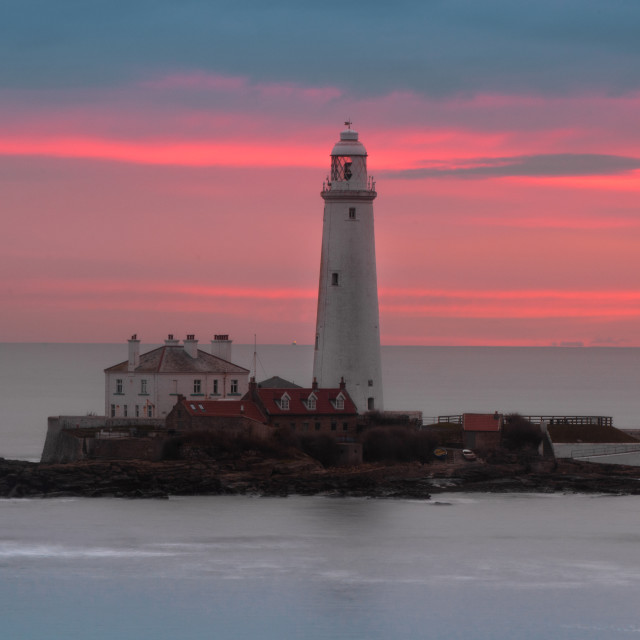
2;0;640;346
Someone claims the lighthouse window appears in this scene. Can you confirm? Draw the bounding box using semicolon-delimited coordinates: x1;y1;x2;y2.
349;207;356;219
332;272;339;286
330;155;355;182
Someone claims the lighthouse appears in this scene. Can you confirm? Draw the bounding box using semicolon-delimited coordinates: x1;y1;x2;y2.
312;124;383;413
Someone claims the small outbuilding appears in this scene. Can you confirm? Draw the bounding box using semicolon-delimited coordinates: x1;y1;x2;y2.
462;412;503;450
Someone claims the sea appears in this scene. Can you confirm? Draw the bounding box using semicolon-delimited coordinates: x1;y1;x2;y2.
2;343;640;639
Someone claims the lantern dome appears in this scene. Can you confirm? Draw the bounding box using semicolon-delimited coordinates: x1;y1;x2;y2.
330;129;367;157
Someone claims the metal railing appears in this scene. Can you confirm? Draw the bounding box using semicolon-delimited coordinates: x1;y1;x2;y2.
571;444;640;459
429;414;613;427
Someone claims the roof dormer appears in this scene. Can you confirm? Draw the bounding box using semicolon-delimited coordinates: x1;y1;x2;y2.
306;392;317;411
334;392;345;410
279;392;291;411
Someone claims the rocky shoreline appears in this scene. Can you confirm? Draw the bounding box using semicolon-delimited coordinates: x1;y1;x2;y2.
2;456;640;499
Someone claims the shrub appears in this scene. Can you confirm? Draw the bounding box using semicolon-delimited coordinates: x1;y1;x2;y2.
502;414;543;451
362;427;437;463
161;429;291;461
296;433;341;467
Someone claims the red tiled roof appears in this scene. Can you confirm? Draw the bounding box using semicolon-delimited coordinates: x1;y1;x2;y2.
257;388;357;416
181;399;266;423
463;413;503;432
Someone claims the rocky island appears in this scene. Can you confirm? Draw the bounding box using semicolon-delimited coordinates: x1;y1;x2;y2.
2;454;640;499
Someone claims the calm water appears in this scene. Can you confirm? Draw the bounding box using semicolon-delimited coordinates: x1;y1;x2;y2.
2;493;640;640
1;343;640;460
2;344;640;640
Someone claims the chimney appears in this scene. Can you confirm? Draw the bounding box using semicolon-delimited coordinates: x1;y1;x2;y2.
184;334;198;358
339;376;346;391
128;334;140;372
165;333;180;346
211;334;232;361
312;377;318;391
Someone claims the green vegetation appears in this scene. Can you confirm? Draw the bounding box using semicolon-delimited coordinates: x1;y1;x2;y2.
502;414;543;451
162;428;341;468
362;427;437;463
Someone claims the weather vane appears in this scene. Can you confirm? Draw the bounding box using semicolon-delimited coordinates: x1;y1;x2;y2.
344;119;352;129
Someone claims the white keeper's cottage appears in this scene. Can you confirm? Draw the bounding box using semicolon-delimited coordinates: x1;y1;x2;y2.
104;334;250;419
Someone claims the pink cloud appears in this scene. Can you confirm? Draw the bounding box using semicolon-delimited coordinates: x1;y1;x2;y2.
3;77;640;345
0;136;325;168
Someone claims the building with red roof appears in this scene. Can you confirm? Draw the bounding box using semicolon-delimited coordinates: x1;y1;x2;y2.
462;412;503;450
247;379;359;437
165;396;270;438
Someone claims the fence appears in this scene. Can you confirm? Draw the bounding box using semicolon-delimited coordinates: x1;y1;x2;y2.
429;414;613;427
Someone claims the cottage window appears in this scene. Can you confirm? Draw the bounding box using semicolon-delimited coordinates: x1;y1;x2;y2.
116;379;123;394
307;395;316;410
135;405;140;417
230;380;239;394
331;421;337;431
147;405;153;418
110;404;116;418
123;405;128;417
331;272;339;286
343;422;349;431
349;207;356;219
335;395;344;410
281;394;290;410
213;380;219;395
193;379;201;394
140;379;148;394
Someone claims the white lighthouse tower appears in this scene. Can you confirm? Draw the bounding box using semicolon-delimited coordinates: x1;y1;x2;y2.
312;124;383;413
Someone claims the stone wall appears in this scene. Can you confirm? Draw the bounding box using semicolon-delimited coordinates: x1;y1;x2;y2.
273;415;359;436
41;416;106;463
87;437;165;461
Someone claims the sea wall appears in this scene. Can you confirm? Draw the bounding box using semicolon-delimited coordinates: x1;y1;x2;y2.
41;416;106;464
41;416;167;464
552;442;640;466
86;437;165;461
